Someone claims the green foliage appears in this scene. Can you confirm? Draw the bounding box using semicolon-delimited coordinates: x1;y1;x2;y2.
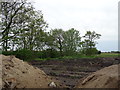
2;51;15;56
2;49;35;61
0;0;102;59
49;29;65;56
1;1;32;51
36;49;60;59
63;28;81;56
1;1;48;51
45;49;60;58
82;48;98;56
80;31;101;56
15;49;35;61
97;51;101;54
0;50;2;54
83;31;101;49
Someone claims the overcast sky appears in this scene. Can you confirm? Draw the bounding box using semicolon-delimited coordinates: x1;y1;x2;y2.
31;0;119;52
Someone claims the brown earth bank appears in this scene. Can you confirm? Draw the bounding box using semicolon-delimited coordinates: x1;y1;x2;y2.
0;54;66;89
75;64;119;88
29;57;120;88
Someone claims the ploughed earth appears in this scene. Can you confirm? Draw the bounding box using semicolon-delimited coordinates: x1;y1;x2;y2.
29;57;120;88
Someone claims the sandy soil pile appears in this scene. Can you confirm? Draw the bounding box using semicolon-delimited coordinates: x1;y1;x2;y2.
0;54;64;89
75;64;119;88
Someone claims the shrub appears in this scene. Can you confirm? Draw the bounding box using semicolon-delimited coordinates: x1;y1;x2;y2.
97;51;101;54
45;49;60;58
2;51;15;55
84;48;98;56
36;49;60;59
15;49;35;61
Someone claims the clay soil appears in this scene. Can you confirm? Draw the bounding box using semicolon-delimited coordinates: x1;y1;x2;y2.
29;57;120;88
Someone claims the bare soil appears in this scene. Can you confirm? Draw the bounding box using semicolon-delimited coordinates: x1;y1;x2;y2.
29;57;120;88
75;64;119;88
1;55;65;89
1;54;119;89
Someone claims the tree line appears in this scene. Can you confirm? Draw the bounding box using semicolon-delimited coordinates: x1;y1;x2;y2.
0;0;101;59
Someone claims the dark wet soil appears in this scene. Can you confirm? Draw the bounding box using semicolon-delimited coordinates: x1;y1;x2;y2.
29;57;120;88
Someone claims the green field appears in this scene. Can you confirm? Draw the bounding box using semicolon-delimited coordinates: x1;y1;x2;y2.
34;52;119;61
97;53;119;57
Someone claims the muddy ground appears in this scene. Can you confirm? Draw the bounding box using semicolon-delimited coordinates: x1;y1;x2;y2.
29;57;120;88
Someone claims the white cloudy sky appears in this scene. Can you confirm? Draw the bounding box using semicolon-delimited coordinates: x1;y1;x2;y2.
31;0;119;51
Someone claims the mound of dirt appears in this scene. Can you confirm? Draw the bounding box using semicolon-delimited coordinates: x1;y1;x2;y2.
75;64;119;88
0;54;65;89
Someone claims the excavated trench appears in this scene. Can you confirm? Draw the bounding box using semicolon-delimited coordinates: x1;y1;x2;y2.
29;57;120;88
